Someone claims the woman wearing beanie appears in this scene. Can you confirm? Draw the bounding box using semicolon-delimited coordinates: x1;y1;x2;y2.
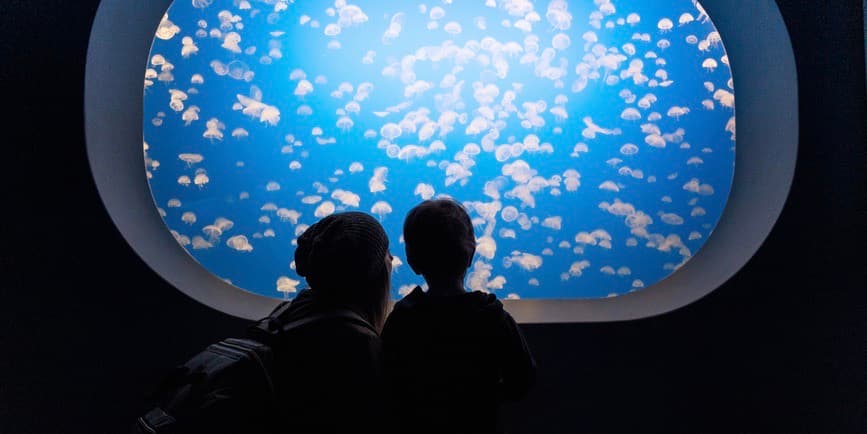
252;211;394;433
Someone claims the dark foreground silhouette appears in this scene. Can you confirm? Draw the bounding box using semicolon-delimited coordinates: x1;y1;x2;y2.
383;199;536;434
137;212;392;434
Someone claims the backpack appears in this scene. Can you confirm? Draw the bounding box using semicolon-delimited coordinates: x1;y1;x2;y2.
135;302;374;434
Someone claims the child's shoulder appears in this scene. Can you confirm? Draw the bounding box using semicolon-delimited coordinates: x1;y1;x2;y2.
393;287;504;315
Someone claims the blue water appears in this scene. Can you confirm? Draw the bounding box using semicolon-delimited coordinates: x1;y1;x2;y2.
144;0;735;300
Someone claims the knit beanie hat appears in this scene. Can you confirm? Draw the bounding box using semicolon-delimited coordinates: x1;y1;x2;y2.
295;212;390;290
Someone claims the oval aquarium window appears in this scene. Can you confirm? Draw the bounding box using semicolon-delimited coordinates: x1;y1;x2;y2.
143;0;736;301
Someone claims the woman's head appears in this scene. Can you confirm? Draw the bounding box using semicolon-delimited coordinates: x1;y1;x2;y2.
295;212;391;331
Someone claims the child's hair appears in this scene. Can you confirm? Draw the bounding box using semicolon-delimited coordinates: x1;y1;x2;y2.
403;198;476;280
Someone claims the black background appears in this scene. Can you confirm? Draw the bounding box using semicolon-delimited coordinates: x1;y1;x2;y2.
1;1;865;433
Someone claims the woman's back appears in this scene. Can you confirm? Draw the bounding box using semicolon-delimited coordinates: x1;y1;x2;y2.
264;289;387;433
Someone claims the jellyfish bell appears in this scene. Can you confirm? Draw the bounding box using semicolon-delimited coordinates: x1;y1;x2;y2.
657;18;674;32
226;235;253;252
702;58;718;71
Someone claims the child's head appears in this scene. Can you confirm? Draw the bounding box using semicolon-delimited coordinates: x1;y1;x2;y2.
403;198;476;284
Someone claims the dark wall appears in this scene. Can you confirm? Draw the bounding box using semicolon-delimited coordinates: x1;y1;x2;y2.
1;1;864;433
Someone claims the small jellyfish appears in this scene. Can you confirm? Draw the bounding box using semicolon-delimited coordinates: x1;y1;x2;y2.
501;206;519;223
314;201;336;218
336;116;354;131
429;6;445;20
294;79;314;96
657;18;674;32
598;181;620;192
620;108;642;121
443;21;462;35
667;106;690;120
181;212;197;225
679;13;695;25
194;173;209;188
551;33;571;50
276;276;300;298
414;183;435;200
702;58;718;71
370;201;393;220
620;143;639;155
380;123;402;140
265;181;280;192
177;175;191;187
178;153;204;166
226;235;253;252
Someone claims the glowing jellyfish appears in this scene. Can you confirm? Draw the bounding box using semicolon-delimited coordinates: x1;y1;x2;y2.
276;208;301;224
505;251;543;271
182;106;200;125
626;13;640;25
501;206;519;223
686;35;699;44
667;106;690;120
178;153;204;166
155;14;181;40
657;18;674;32
620;143;639;155
314;201;336;218
301;195;322;205
368;167;388;193
202;225;222;241
203;118;225;140
679;12;695;25
226;235;253;252
191;236;213;250
660;212;685;225
265;181;280;192
349;162;364;173
683;178;716;196
599;181;620;192
551;33;571;50
336;116;354;131
702;58;718;71
213;217;234;231
429;6;445;20
476;236;497;260
380;123;402;141
714;89;735;108
370;201;393;220
443;21;462;35
294;79;314;96
193;173;209;187
541;217;563;230
414;183;435;200
620;108;642;121
546;1;572;30
181;212;197;225
276;276;300;298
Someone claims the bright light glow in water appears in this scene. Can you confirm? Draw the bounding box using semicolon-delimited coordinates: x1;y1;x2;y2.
144;0;735;300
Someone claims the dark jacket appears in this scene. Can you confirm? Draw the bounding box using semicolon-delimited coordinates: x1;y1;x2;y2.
382;287;536;434
259;288;388;434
